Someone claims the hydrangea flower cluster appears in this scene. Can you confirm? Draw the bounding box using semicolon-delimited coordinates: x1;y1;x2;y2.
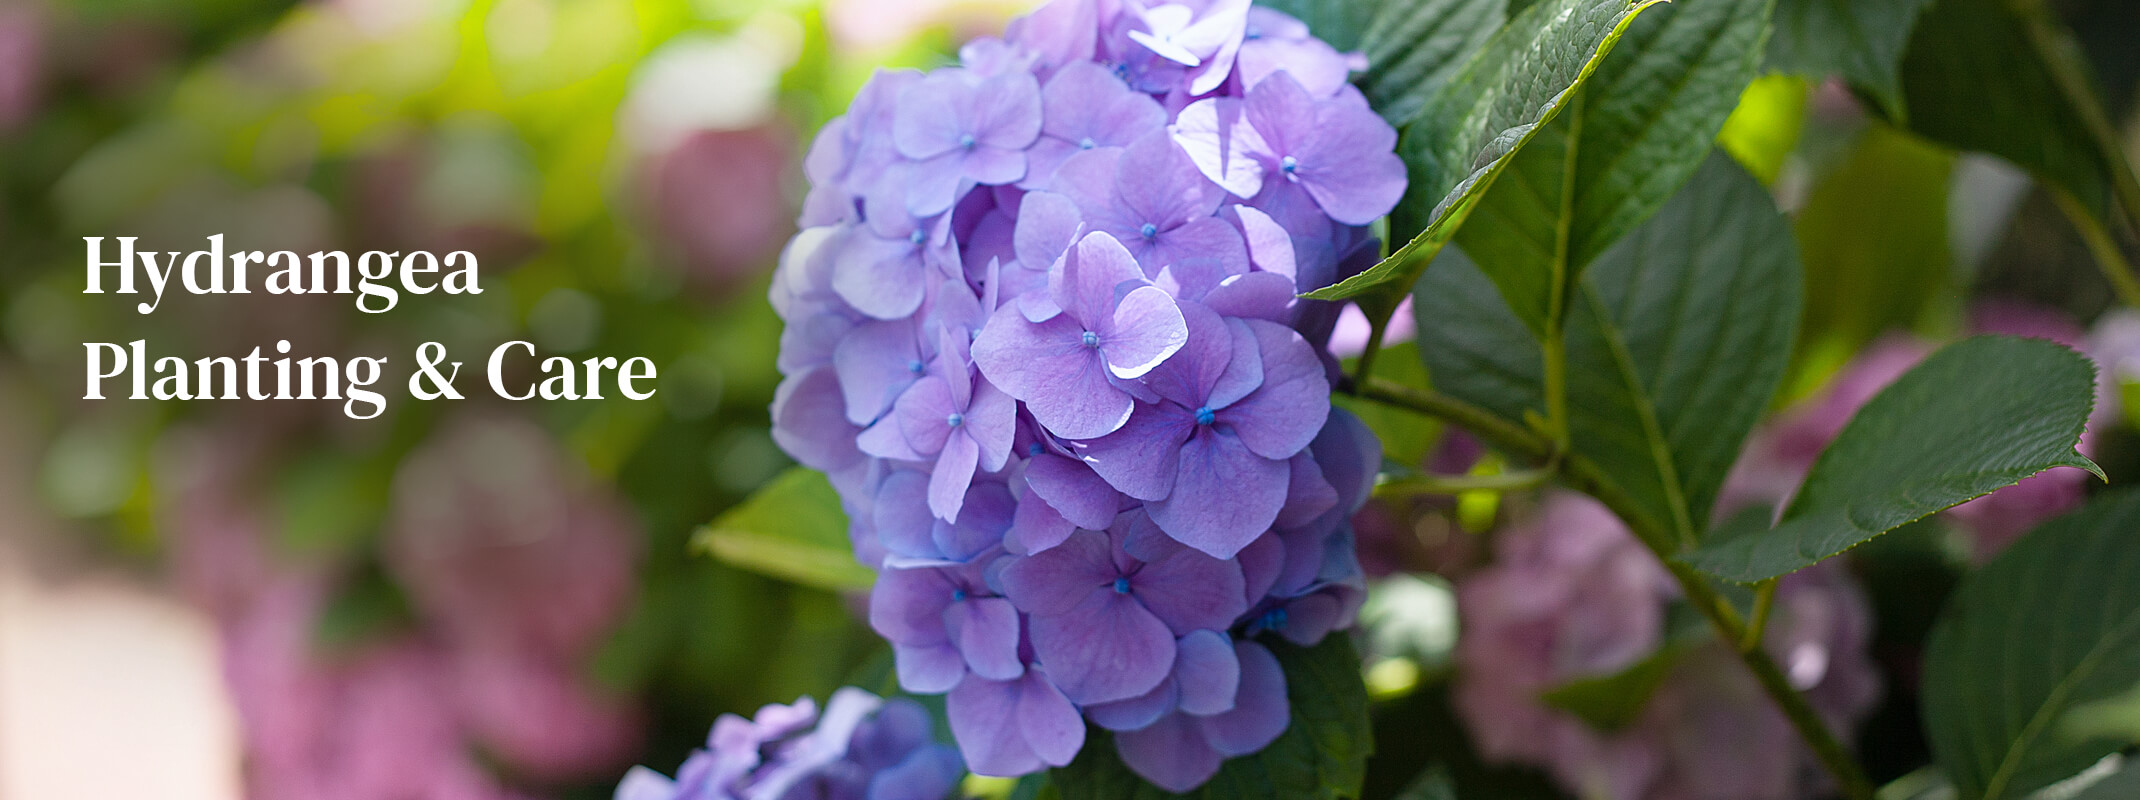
1453;493;1882;800
615;688;964;800
767;0;1404;789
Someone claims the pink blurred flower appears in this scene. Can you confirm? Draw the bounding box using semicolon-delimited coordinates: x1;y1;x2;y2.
1452;492;1880;800
644;126;796;288
0;5;42;132
385;416;639;661
1327;298;1416;360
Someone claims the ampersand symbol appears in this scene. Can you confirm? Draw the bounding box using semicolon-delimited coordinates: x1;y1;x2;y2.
409;341;464;400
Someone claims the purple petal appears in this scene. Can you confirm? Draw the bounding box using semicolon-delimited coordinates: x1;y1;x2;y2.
893;74;973;160
1175;630;1242;716
1237;36;1353;98
967;381;1018;471
1024;453;1122;530
1010;489;1078;555
869;746;965;800
1201;271;1297;323
965;145;1030;186
1152;217;1250;300
1040;60;1166;151
1310;407;1382;514
896;376;958;456
1016;671;1086;767
894;643;967;694
869;565;956;646
1148;429;1289;559
1244;71;1314;164
1079;403;1196;501
933;479;1013;558
770;367;862;472
1222;319;1330;459
1236;531;1285;607
1101;285;1189;379
1137;299;1237;409
1298;98;1406;225
832;232;931;320
1014;191;1084;272
1171;97;1266;198
1086;676;1179;732
873;472;940;559
832;319;924;425
1117;130;1223;230
970;307;1134;440
1276;452;1339;529
947;596;1024;681
1029;590;1177;704
999;530;1115;615
1199;641;1289;756
1228;204;1298;280
971;71;1043;150
858;415;925;461
1132;540;1249;632
1115;713;1225;792
1055;231;1146;328
902;154;974;218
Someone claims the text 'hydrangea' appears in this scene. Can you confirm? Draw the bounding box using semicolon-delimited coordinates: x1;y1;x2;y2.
768;0;1405;789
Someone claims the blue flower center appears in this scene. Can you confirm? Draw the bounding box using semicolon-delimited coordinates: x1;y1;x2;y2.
1245;25;1263;40
1079;137;1097;150
1113;577;1132;594
1081;330;1100;348
1279;155;1299;176
946;412;964;429
907;359;926;374
1260;607;1289;630
1140;222;1158;240
1195;406;1215;426
959;133;977;150
951;588;969;602
1027;442;1045;457
908;229;927;245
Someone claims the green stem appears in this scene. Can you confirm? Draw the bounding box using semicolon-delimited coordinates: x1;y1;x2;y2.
1343;381;1877;800
1352;297;1395;387
1741;579;1780;653
2049;189;2140;311
2016;5;2140;242
1374;467;1556;497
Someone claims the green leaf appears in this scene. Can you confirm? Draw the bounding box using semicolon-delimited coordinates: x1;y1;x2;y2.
1895;0;2114;215
1303;0;1664;302
1452;0;1774;335
1766;0;1935;116
1249;0;1379;51
1790;124;1954;373
1684;336;2102;583
690;466;873;592
1415;154;1803;547
1355;0;1508;125
1051;636;1372;800
1336;341;1442;467
1537;635;1698;731
1922;490;2140;800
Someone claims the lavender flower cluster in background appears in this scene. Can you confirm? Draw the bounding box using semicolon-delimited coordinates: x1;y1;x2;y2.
616;688;963;800
766;0;1405;789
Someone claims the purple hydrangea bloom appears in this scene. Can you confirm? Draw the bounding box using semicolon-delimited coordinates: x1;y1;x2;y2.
615;688;964;800
769;0;1406;788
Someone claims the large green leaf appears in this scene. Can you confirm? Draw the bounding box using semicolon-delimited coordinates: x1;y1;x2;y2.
1303;0;1663;302
1050;635;1372;800
1922;490;2140;800
1766;0;1935;116
1452;0;1774;335
1895;0;2114;215
690;466;873;591
1415;154;1803;547
1684;336;2102;583
1355;0;1507;125
1790;124;1954;376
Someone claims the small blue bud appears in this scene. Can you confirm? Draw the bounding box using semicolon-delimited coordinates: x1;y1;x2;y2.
908;359;926;374
909;229;927;245
946;412;964;429
951;588;969;602
1079;137;1097;150
1113;577;1132;594
1027;442;1045;457
1140;222;1158;240
1280;155;1299;176
1082;330;1100;348
1261;607;1289;630
1195;406;1215;426
959;133;977;150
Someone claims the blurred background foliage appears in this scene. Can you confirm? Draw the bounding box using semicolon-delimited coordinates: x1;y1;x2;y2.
2;0;2140;797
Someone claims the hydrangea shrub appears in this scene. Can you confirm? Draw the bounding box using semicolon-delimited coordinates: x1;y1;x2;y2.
767;0;1401;789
